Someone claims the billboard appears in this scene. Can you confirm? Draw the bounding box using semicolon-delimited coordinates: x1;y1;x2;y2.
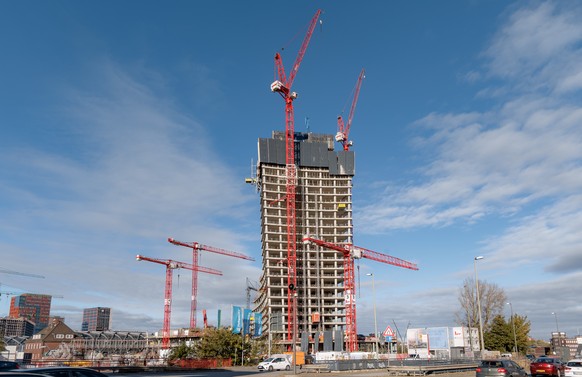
406;328;429;358
427;327;449;350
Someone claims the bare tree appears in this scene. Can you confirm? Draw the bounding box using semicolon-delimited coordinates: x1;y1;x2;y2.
455;277;507;332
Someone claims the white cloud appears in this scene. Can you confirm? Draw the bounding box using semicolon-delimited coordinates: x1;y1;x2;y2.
359;3;582;236
0;60;259;330
484;3;582;81
356;5;582;338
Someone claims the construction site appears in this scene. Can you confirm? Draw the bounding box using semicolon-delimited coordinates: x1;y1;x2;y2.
248;9;418;356
130;9;419;356
2;9;421;367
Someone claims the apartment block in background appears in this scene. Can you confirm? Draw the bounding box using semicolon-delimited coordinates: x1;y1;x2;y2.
9;294;52;333
81;307;111;331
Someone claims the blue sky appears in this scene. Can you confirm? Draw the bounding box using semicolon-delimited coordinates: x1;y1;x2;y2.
1;1;581;342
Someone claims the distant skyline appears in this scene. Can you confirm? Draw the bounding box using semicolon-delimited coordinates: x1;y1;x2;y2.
1;1;581;341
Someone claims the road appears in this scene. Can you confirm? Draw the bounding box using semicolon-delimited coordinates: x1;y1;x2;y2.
114;367;476;377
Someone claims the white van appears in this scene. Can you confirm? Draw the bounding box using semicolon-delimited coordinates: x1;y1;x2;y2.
258;355;291;371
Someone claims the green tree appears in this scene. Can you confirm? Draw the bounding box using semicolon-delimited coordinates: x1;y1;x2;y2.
484;313;531;353
510;313;532;354
456;278;535;352
195;327;244;360
168;341;196;361
486;315;512;351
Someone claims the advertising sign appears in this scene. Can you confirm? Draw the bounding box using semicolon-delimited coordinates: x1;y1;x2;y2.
427;327;449;350
253;312;263;337
232;306;242;334
243;308;252;335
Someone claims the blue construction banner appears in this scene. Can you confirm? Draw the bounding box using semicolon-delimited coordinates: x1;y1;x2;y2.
243;308;252;335
253;312;263;337
232;306;242;334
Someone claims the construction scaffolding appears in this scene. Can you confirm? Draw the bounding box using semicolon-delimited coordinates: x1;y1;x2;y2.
255;132;354;350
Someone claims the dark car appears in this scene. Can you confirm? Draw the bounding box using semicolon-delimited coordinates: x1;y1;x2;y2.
0;373;52;377
0;362;19;371
476;359;529;377
11;368;107;377
531;357;565;377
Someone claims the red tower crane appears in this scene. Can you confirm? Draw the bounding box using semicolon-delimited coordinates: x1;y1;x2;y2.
302;236;418;352
270;9;322;342
336;68;365;151
167;237;255;329
135;254;221;349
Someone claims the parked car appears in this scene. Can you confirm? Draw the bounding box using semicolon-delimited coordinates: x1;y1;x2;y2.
476;359;529;377
257;356;291;371
565;359;582;377
0;373;52;377
0;362;19;371
530;357;565;377
11;367;108;377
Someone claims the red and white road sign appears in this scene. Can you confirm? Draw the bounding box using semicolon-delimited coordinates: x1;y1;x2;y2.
382;325;395;337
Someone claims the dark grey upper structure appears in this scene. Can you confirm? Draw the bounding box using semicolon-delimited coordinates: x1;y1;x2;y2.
258;132;355;175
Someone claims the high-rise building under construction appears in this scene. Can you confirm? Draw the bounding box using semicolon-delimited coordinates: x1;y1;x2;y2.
253;131;354;350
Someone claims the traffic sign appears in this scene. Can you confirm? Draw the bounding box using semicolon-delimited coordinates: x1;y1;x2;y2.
382;325;395;337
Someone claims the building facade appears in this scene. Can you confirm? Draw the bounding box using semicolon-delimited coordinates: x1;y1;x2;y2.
0;317;35;337
24;318;76;363
254;132;355;350
554;333;582;359
9;294;52;333
81;307;111;331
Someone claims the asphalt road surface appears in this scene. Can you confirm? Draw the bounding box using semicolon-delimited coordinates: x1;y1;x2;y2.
114;367;476;377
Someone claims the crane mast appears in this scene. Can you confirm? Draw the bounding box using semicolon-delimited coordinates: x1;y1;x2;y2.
271;8;321;343
246;277;258;309
302;236;418;352
135;254;221;349
167;237;254;329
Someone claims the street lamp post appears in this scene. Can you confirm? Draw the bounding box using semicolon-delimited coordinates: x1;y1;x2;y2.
507;302;518;354
552;312;560;348
474;256;485;352
552;312;560;333
366;273;379;354
293;291;298;375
